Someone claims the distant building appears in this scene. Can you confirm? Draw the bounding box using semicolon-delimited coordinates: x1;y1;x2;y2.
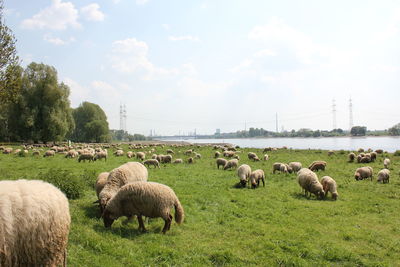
215;129;221;135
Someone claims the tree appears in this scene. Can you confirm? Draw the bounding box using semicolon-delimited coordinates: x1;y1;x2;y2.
350;126;367;136
0;1;20;104
72;101;110;142
388;123;400;136
8;63;74;142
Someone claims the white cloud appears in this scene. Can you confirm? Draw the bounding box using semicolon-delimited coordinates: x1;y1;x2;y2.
80;3;105;21
254;49;277;57
230;58;253;73
162;24;170;31
43;34;75;45
63;77;90;107
168;35;200;42
21;0;80;30
136;0;149;5
109;38;179;80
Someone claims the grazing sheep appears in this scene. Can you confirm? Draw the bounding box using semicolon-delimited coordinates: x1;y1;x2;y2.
383;158;390;169
327;150;335;156
348;153;355;162
224;159;239;170
375;149;383;154
103;181;184;234
288;162;302;172
214;151;221;158
359;156;371;163
370;152;377;162
65;150;78;159
223;151;235;157
354;166;373;181
166;149;174;154
297;168;325;199
143;159;160;169
237;164;251;187
126;151;134;158
187;157;194;164
161;154;173;163
95;172;109;198
98;162;148;212
263;154;269;161
308;161;326;172
136;152;146;161
43;150;55;157
13;149;21;155
358;148;364;153
114;149;124;157
173;159;183;164
195;153;202;159
78;153;94;163
377;169;390;183
94;151;108;161
273;163;284;174
248;152;257;161
3;147;13;154
279;164;289;173
273;163;292;174
0;180;70;267
320;176;338;200
263;147;272;153
32;150;40;157
184;149;193;155
249;169;265;189
216;158;228;169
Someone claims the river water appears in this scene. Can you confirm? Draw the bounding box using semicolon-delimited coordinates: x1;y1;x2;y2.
157;136;400;152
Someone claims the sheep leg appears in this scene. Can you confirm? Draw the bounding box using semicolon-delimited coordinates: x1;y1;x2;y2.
262;177;265;187
137;215;147;232
162;214;173;234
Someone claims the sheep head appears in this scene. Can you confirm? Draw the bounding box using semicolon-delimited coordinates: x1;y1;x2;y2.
102;210;115;228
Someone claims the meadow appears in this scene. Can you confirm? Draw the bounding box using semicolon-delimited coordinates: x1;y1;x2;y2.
0;144;399;266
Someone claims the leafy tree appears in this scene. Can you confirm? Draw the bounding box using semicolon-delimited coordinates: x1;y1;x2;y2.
388;123;400;136
8;63;74;142
72;101;110;142
350;126;367;136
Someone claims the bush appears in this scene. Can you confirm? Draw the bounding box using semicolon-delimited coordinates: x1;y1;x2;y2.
394;150;400;156
38;169;85;199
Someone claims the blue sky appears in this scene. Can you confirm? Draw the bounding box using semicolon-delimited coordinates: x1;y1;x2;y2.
4;0;400;135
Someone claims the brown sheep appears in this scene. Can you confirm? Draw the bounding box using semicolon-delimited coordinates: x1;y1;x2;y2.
249;169;265;189
216;158;228;169
354;166;373;181
224;159;239;170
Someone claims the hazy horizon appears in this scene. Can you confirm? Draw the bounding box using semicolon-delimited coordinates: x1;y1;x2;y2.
4;0;400;136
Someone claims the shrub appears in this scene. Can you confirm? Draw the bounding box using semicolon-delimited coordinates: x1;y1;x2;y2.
38;169;85;199
394;150;400;156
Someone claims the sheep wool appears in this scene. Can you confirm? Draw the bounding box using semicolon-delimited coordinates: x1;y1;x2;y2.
297;168;324;199
0;179;70;267
95;172;110;198
377;169;390;183
237;164;251;187
320;176;339;200
103;181;184;234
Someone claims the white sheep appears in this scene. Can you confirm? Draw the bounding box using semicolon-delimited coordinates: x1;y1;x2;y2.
0;180;70;266
98;162;148;212
173;159;183;164
354;166;373;181
224;159;239;170
320;176;338;200
136;151;146;161
297;168;325;199
263;154;269;161
43;150;55;157
377;169;390;183
289;162;302;172
95;172;110;198
143;159;160;168
216;158;228;169
383;158;390;169
249;169;265;189
237;164;251;187
102;181;184;234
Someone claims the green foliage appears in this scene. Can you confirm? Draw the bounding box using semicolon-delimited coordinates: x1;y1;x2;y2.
388;123;400;136
39;168;85;200
394;150;400;156
110;129;147;141
72;102;110;142
350;126;367;136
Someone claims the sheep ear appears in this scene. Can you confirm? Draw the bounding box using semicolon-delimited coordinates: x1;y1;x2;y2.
93;199;100;204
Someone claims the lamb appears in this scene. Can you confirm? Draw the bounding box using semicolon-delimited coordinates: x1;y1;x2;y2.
143;159;160;169
214;151;221;158
160;154;172;164
273;162;292;174
184;149;193;155
98;162;148;212
237;164;251;187
354;166;373;181
383;158;390;169
320;176;338;200
223;151;235;157
249;169;265;189
43;150;55;157
297;168;325;199
370;152;377;162
78;153;94;162
94;151;108;161
95;172;109;198
288;162;302;172
280;164;289;173
102;181;184;234
32;150;40;156
0;180;70;267
173;159;183;164
263;154;269;161
348;153;355;162
216;158;228;169
308;161;326;172
136;152;146;161
377;169;390;183
224;159;239;170
195;153;202;159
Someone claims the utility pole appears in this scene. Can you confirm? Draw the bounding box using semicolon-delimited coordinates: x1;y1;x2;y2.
332;99;337;130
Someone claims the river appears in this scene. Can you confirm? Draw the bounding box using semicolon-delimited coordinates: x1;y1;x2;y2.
156;136;400;152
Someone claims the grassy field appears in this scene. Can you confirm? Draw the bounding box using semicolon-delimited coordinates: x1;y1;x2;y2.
1;144;399;266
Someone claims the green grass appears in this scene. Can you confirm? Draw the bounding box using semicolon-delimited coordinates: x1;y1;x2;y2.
1;145;399;266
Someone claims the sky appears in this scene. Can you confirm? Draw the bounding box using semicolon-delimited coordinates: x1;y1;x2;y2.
3;0;400;136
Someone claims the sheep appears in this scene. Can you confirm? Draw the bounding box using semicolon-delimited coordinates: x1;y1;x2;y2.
224;159;239;170
98;162;148;212
273;162;284;174
94;151;108;161
216;158;228;169
354;166;373;181
280;164;289;173
263;147;272;152
383;158;390;169
3;147;13;154
288;162;302;172
13;148;21;155
214;151;221;158
273;163;292;174
356;154;363;163
377;169;390;183
78;153;94;163
375;149;383;154
166;149;174;154
249;169;265;189
160;154;172;164
113;149;124;157
263;154;269;161
327;150;335;156
223;151;235;157
187;157;194;164
237;164;251;187
320;176;338;200
126;151;134;158
348;153;355;162
173;159;183;164
65;150;78;159
195;153;202;159
370;152;377;162
308;161;326;172
358;148;364;153
95;172;109;198
143;159;160;169
43;150;55;157
184;149;193;155
359;156;371;163
297;168;325;199
0;180;70;267
102;181;184;234
248;152;257;161
32;150;40;157
136;152;146;161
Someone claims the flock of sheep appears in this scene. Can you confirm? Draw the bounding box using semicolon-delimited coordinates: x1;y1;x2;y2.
0;142;394;266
